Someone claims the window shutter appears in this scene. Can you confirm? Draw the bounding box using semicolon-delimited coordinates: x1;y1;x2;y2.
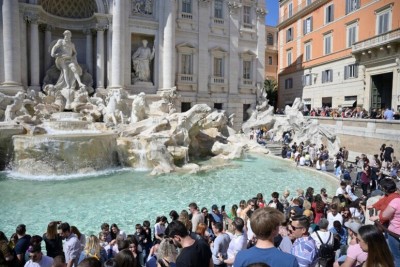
310;17;313;32
344;66;348;80
345;0;349;14
322;71;326;83
303;20;306;35
329;69;333;82
331;5;334;21
302;76;305;86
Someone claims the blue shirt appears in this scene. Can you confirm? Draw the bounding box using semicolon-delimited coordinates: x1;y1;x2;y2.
291;236;318;267
234;246;299;267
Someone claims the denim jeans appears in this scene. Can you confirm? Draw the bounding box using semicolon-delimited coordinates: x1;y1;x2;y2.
387;233;400;266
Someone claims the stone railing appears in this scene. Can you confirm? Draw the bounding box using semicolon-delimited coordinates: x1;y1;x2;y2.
352;28;400;53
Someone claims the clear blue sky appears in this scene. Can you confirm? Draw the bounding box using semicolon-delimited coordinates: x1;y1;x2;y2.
265;0;279;26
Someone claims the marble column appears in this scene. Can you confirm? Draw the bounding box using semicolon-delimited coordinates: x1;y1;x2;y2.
28;15;40;91
44;25;53;72
96;27;105;89
256;7;267;87
2;0;22;87
19;12;28;87
162;0;176;89
110;0;124;88
197;1;209;94
84;28;93;75
228;3;240;95
0;9;3;84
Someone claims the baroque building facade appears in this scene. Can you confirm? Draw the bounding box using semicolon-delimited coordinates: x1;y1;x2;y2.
277;0;400;112
265;25;278;81
0;0;267;129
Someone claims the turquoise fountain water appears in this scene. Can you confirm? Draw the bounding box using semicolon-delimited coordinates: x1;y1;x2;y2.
0;155;337;238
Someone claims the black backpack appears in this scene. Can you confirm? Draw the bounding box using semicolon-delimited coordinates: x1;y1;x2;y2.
316;231;335;267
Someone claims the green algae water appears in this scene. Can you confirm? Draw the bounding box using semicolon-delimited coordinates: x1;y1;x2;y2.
0;155;337;237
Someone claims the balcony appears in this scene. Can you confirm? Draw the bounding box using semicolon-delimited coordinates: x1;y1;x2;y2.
178;74;195;83
209;76;227;93
352;28;400;54
180;12;192;20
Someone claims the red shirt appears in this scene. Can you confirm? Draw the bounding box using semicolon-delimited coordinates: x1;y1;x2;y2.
373;192;400;223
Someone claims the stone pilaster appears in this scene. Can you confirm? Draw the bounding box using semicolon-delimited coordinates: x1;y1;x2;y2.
197;0;209;94
1;0;23;94
256;7;267;86
109;0;125;89
19;11;28;87
43;25;53;72
162;0;176;89
96;26;106;89
0;9;3;84
84;28;93;75
228;1;240;95
27;14;40;91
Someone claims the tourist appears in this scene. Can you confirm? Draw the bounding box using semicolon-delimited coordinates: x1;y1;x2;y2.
144;241;159;267
256;193;266;208
384;144;395;164
77;257;101;267
335;181;346;196
142;220;152;260
133;224;145;252
165;220;212;267
153;216;167;242
236;200;246;217
57;222;82;267
189;202;204;233
156;238;177;267
383;107;395;120
24;244;54;267
360;163;371;198
178;210;192;232
227;205;238;221
329;221;347;249
305;187;314;203
194;223;210;244
311;194;325;224
357;224;394;267
71;226;86;250
219;217;247;266
114;249;136;267
310;218;335;267
209;205;223;227
326;204;343;234
15;224;31;267
344;180;358;202
211;222;230;266
267;192;284;213
110;224;126;243
103;259;117;267
43;221;64;258
100;223;112;243
77;235;107;265
168;210;179;222
0;231;14;265
333;219;366;267
369;179;399;224
200;207;210;228
127;237;142;267
288;215;318;266
234;208;298;266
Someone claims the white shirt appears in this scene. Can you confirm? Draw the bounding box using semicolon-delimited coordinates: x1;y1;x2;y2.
154;222;166;236
327;212;343;230
24;255;54;267
226;232;248;262
299;157;306;166
311;230;334;249
335;187;345;196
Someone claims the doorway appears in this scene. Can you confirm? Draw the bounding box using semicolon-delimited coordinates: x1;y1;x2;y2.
371;73;393;109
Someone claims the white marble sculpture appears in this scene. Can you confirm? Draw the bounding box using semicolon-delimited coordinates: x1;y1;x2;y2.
130;92;147;123
132;39;155;83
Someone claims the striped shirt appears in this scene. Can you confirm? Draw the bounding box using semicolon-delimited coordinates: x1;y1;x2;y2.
291;236;318;267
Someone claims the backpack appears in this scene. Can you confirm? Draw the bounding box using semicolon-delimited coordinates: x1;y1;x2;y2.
316;231;335;267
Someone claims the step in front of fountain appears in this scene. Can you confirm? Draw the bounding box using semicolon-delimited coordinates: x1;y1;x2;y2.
11;133;119;176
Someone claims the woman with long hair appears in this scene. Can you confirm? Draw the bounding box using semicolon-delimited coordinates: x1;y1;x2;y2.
0;231;14;265
78;235;107;264
42;221;64;258
357;225;394;267
227;204;238;220
195;223;210;244
115;249;136;267
311;194;325;224
71;225;86;249
157;238;178;267
178;210;192;232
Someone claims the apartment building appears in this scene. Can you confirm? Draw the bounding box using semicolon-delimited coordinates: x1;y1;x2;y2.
265;25;279;81
277;0;400;111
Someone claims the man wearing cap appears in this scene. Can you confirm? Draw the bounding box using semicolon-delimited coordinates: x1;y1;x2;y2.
234;207;298;266
165;220;212;267
333;220;367;267
24;244;54;267
14;224;31;267
57;222;81;267
189;202;204;233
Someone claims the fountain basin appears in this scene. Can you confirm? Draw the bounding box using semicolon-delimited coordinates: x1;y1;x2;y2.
12;133;119;176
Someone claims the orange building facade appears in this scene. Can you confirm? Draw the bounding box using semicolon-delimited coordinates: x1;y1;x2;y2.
265;26;279;81
277;0;400;111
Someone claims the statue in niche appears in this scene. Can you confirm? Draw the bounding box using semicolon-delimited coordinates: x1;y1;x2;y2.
50;30;85;90
132;39;155;84
132;0;153;15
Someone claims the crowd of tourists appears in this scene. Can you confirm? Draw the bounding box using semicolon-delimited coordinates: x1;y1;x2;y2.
275;106;399;120
1;169;399;267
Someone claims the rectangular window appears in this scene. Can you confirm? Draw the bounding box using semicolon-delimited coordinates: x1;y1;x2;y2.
377;9;390;35
288;2;293;17
322;69;333;83
287;50;292;66
243;6;251;25
268;56;273;65
213;58;223;77
285;78;293;89
303;74;312;86
324;33;332;55
286;27;293;42
304;42;311;62
182;0;192;13
325;4;334;24
344;95;357;101
346;0;360;14
347;23;357;48
303;17;313;35
344;64;359;80
181;54;192;74
214;0;223;19
306;0;312;5
243;61;251;79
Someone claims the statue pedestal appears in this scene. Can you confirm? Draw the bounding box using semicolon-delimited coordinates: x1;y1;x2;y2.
0;84;25;96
